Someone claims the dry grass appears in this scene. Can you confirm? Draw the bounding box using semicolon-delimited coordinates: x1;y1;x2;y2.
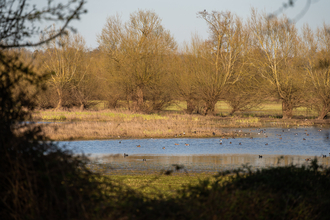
31;109;322;141
36;111;243;140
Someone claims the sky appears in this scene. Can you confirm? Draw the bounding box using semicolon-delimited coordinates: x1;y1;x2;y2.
37;0;330;49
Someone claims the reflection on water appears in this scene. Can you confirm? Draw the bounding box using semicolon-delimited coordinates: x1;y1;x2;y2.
59;127;330;172
88;154;330;173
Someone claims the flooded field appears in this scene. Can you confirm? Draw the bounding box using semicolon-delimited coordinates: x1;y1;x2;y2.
60;126;330;173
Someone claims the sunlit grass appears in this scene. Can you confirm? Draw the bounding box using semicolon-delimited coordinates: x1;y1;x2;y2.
106;173;216;198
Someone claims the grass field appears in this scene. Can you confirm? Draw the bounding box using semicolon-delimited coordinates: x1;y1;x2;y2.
30;101;326;141
87;100;319;118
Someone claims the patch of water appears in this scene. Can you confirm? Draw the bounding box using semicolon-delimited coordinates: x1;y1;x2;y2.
59;127;330;172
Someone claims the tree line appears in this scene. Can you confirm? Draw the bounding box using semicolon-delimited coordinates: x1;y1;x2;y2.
21;9;330;119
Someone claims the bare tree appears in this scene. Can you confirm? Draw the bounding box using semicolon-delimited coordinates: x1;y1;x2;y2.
98;10;177;112
0;0;87;49
40;27;89;110
302;23;330;119
195;11;249;115
249;9;305;119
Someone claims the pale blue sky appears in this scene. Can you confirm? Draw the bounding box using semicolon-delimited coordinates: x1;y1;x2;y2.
39;0;330;49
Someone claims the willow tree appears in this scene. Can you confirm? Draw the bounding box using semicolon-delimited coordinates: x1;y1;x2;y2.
302;23;330;119
249;9;305;119
40;28;90;110
173;35;205;114
195;11;249;115
98;10;177;112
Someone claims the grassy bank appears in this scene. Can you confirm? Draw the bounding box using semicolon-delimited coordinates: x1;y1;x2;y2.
31;104;328;141
98;160;330;219
104;172;215;199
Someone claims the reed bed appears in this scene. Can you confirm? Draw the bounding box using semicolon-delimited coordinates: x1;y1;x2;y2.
32;109;321;141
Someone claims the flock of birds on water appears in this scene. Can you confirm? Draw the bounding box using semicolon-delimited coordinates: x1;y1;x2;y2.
122;128;330;162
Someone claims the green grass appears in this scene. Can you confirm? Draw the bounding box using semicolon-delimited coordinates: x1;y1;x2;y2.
41;114;67;121
108;173;214;198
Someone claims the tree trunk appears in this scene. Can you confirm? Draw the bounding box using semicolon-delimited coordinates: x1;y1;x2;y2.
282;100;293;119
55;88;63;110
132;86;144;112
79;103;85;111
186;99;195;114
137;86;144;109
318;105;329;120
205;100;217;115
229;108;237;116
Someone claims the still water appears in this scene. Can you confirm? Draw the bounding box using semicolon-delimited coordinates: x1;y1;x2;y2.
60;127;330;172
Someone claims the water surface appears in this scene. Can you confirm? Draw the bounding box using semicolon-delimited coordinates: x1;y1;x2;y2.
60;127;330;172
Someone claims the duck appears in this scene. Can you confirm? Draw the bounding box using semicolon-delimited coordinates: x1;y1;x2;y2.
239;142;242;145
119;141;121;144
259;155;263;158
162;147;165;149
143;158;146;161
303;138;306;140
175;143;179;145
229;142;232;144
265;143;268;145
185;143;190;146
124;153;128;157
279;137;282;140
323;155;327;158
137;145;141;147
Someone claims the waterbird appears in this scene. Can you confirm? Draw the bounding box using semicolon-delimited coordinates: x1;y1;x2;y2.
119;141;121;144
185;143;190;146
137;145;141;147
229;142;232;144
143;158;146;161
279;137;282;140
259;155;263;158
175;143;179;145
162;147;165;149
213;132;216;136
124;153;128;157
303;138;306;140
220;143;222;145
305;158;311;161
323;155;327;158
239;142;241;145
265;143;268;145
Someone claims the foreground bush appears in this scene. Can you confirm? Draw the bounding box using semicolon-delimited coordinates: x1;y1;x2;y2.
112;162;330;220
